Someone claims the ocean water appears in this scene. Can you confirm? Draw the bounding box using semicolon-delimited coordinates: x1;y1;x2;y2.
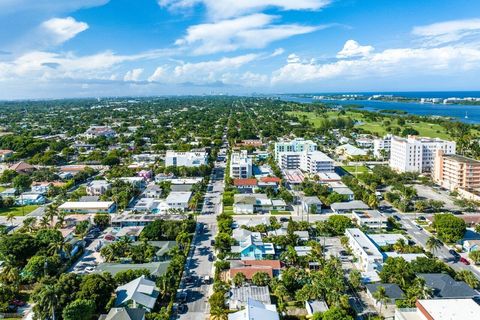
279;91;480;124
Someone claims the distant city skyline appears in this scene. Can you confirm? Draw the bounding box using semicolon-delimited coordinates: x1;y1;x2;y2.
1;0;480;99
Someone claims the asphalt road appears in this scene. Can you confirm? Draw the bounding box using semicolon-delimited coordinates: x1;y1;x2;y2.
380;202;480;280
176;160;225;320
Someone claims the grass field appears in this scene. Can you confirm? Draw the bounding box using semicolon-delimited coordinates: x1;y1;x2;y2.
341;165;370;176
0;205;39;216
287;111;452;139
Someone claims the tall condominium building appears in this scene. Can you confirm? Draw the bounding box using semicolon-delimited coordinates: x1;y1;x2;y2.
274;138;317;160
230;150;253;179
302;151;334;173
373;134;392;158
165;151;208;167
389;135;456;173
433;150;480;191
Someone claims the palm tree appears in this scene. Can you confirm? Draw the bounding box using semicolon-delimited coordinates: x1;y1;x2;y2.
38;284;58;320
426;236;442;255
55;211;67;229
39;216;50;229
373;286;389;317
456;270;479;289
0;255;20;286
6;212;16;226
45;204;59;227
393;238;407;253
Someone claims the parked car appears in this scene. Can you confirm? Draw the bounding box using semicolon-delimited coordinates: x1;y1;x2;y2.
280;217;289;222
85;266;95;273
449;249;460;260
460;257;470;265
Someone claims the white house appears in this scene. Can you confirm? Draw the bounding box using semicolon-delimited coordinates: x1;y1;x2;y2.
165;151;208;167
59;201;116;213
302;196;323;214
228;299;279;320
86;180;111;196
114;276;159;311
331;200;369;214
165;192;192;211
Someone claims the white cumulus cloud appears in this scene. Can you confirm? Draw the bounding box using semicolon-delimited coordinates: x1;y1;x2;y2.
40;17;89;45
124;68;144;82
337;39;374;58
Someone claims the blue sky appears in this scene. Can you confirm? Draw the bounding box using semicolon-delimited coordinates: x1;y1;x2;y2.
1;0;480;99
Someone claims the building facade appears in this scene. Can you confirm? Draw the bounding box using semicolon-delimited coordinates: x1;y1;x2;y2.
373;134;392;158
230;150;253;178
389;135;456;173
433;150;480;191
165;151;208;167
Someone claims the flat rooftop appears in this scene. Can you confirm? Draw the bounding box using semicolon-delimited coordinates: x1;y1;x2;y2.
346;228;383;257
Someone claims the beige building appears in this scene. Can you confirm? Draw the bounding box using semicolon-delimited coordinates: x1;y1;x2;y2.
433;150;480;191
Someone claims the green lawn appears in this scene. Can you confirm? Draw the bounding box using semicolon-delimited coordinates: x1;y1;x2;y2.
287;111;453;139
0;186;7;192
342;165;370;176
0;205;40;216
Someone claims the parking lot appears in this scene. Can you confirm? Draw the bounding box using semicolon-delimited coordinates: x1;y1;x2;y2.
414;184;461;211
69;228;104;274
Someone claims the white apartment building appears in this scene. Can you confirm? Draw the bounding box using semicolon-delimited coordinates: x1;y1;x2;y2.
302;151;334;173
274;138;317;160
230;150;253;178
345;228;383;272
373;134;392;158
389;135;456;173
165;151;208;167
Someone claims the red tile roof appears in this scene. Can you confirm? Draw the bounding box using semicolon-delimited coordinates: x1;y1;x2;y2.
233;178;258;186
260;177;281;183
229;260;282;280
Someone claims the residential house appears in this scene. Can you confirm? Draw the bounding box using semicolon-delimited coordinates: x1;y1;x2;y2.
366;283;404;306
99;308;146;320
31;182;52;194
463;239;480;252
335;144;368;159
84;126;116;139
86;180;112;196
143;184;162;199
258;177;281;190
0;149;13;162
416;273;479;299
328;181;355;200
115;276;159;311
233;178;258;190
305;301;329;317
1;188;16;197
17;192;46;205
165;192;192;211
229;260;282;281
9;161;35;174
228;298;279;320
302;196;323;214
229;286;271;310
231;229;275;260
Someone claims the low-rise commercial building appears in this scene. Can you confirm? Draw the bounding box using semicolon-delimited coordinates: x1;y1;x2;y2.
352;210;388;229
